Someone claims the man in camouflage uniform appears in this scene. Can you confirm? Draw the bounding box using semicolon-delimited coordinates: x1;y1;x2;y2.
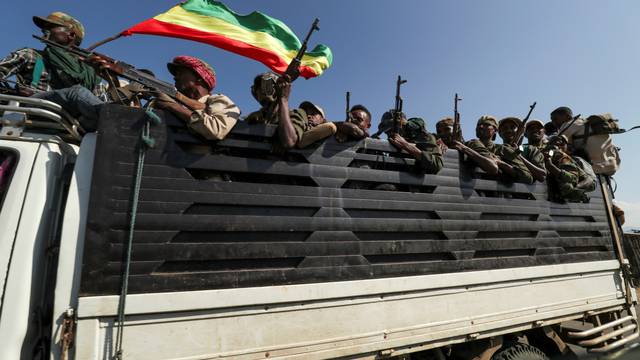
378;111;443;174
495;117;536;184
522;119;547;181
245;72;310;149
544;135;596;203
0;12;105;130
454;116;500;176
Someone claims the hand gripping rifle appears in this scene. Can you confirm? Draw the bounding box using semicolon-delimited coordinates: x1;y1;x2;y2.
453;93;462;143
283;18;320;82
515;101;537;146
33;35;205;110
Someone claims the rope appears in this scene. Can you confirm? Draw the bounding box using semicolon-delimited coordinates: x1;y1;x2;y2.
113;109;161;359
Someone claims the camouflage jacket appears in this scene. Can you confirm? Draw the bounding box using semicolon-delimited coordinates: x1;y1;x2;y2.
401;118;443;174
549;151;596;202
522;143;545;170
464;140;533;184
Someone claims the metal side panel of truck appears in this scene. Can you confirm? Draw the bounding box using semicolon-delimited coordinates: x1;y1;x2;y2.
0;100;638;359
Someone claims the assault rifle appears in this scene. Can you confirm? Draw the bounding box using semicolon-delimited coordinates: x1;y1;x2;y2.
371;76;407;139
453;93;462;143
515;101;536;146
33;35;205;110
283;18;320;82
345;91;351;121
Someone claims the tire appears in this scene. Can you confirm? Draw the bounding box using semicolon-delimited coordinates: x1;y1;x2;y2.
491;343;549;360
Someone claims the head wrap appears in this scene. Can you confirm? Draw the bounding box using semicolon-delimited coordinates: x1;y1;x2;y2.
33;12;85;45
167;56;217;90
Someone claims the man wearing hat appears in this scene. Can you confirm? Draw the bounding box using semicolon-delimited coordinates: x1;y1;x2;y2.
297;100;337;147
0;12;105;130
544;135;596;202
523;119;548;178
496;117;536;184
454;116;500;176
377;111;443;174
153;56;240;141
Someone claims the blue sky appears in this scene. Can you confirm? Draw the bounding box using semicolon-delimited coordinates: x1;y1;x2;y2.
4;1;640;226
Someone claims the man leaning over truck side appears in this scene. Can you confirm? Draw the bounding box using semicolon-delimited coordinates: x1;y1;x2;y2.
496;117;538;184
152;56;240;141
0;12;105;130
452;116;500;176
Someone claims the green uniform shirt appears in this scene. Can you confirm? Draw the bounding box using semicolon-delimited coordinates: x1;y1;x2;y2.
401;118;443;174
549;151;595;202
494;143;534;184
245;107;308;145
523;144;545;170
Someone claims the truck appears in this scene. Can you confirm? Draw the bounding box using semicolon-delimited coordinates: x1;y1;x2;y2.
0;93;638;359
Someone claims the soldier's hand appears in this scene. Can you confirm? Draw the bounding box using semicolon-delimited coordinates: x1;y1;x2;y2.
277;75;292;100
86;54;117;73
146;90;176;104
389;133;409;149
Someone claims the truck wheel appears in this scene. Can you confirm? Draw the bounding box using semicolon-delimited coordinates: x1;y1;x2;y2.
491;343;549;360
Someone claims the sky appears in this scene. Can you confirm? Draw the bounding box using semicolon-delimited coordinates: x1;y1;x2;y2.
4;0;640;227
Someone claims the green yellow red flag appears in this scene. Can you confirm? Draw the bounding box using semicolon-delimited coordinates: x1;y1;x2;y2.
120;0;333;79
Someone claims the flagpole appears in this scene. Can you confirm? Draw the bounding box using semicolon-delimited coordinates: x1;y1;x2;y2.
87;33;124;51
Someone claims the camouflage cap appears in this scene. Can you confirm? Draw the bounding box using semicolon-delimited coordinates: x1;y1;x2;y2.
498;117;523;130
379;110;406;129
524;119;545;131
437;117;454;128
476;115;498;129
33;12;85;43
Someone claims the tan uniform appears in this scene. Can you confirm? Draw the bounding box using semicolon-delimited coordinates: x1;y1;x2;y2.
559;118;619;174
188;94;241;140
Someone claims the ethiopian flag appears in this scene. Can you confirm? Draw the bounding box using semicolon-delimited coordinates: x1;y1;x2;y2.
121;0;333;79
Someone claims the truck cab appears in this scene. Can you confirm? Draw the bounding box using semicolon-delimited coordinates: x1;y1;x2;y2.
0;94;638;359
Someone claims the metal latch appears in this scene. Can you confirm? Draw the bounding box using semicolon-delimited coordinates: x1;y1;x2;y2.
60;308;76;360
0;100;26;137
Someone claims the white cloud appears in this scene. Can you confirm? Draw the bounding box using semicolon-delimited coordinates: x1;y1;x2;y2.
616;200;640;231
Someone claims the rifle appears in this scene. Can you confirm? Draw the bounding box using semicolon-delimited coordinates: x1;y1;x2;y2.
32;35;204;110
370;75;407;139
393;75;407;135
453;93;462;143
515;101;537;146
283;18;320;82
345;91;351;122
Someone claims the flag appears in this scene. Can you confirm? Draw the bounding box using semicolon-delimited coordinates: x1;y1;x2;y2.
121;0;333;79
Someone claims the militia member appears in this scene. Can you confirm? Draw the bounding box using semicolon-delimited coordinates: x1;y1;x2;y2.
246;72;310;149
297;101;337;147
454;116;500;176
0;12;105;130
378;111;443;174
544;135;596;203
496;117;538;183
153;56;240;141
335;105;372;142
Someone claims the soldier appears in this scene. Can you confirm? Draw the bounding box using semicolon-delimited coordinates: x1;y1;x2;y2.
544;135;596;203
522;119;547;182
335;105;371;142
496;117;538;184
152;56;240;141
246;72;321;149
297;101;337;147
454;116;499;176
377;111;443;174
0;12;105;130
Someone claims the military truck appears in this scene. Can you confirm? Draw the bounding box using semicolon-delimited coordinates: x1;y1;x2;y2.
0;93;638;359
